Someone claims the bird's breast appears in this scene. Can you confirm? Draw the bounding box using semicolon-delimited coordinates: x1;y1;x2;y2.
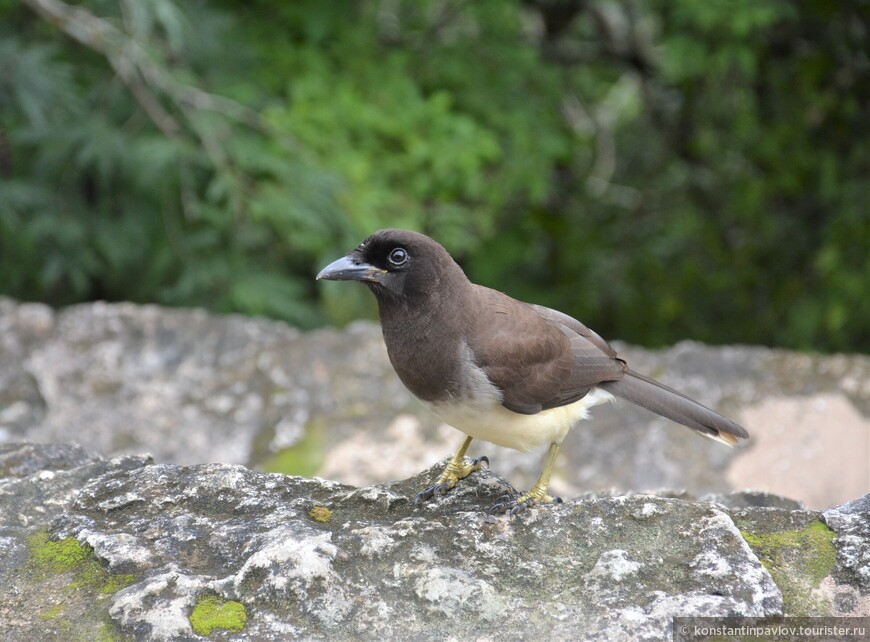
424;387;614;453
381;306;488;403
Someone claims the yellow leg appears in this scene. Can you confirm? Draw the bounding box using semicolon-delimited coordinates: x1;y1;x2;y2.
523;441;561;503
490;441;563;515
414;435;489;505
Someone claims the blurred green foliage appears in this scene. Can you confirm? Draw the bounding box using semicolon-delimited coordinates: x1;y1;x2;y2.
1;0;867;351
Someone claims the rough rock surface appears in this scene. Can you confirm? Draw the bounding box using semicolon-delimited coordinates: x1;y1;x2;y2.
1;443;867;641
2;298;868;510
824;495;870;591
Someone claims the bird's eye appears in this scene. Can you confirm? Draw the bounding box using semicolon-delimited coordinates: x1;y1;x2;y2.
388;247;409;266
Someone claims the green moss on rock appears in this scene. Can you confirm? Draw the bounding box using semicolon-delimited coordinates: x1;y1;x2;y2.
99;572;137;595
38;603;65;620
27;529;136;596
95;622;125;642
308;505;333;522
189;593;247;636
22;531;137;640
28;532;91;572
740;519;837;615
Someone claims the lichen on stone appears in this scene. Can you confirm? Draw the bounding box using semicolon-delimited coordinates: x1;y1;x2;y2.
189;593;247;636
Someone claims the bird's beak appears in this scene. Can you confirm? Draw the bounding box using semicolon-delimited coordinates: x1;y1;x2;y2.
316;254;387;283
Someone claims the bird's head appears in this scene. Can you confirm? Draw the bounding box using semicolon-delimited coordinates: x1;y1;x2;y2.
317;229;463;303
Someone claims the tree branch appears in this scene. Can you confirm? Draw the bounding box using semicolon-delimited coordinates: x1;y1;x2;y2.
22;0;262;136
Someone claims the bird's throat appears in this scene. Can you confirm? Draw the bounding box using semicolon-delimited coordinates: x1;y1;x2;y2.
377;293;469;403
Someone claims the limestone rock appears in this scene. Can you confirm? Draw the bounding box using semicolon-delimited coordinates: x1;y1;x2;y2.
1;443;867;641
824;494;870;591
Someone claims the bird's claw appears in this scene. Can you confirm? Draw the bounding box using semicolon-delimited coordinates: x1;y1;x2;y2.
414;454;489;506
414;481;453;505
487;492;519;515
509;498;535;517
489;491;562;517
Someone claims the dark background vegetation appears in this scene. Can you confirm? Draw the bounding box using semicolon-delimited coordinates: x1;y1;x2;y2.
1;0;868;352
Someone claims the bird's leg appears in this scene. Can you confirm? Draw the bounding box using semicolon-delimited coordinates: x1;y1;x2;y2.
414;435;489;505
489;441;563;516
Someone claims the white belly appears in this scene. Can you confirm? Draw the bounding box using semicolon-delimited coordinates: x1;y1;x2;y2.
424;388;614;453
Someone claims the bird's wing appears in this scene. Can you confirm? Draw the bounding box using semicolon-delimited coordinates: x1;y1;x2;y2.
528;304;618;357
467;287;625;414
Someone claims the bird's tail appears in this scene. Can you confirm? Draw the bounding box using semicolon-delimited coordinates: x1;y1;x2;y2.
599;369;749;446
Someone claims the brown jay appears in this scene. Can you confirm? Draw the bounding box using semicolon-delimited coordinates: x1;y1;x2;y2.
317;229;748;515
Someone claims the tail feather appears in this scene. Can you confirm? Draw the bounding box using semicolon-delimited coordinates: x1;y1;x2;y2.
599;370;748;447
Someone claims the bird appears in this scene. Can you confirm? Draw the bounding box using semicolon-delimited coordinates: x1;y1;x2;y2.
317;229;748;515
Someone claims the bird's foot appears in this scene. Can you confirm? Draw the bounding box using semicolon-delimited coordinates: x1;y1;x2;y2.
488;487;562;517
414;456;489;505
